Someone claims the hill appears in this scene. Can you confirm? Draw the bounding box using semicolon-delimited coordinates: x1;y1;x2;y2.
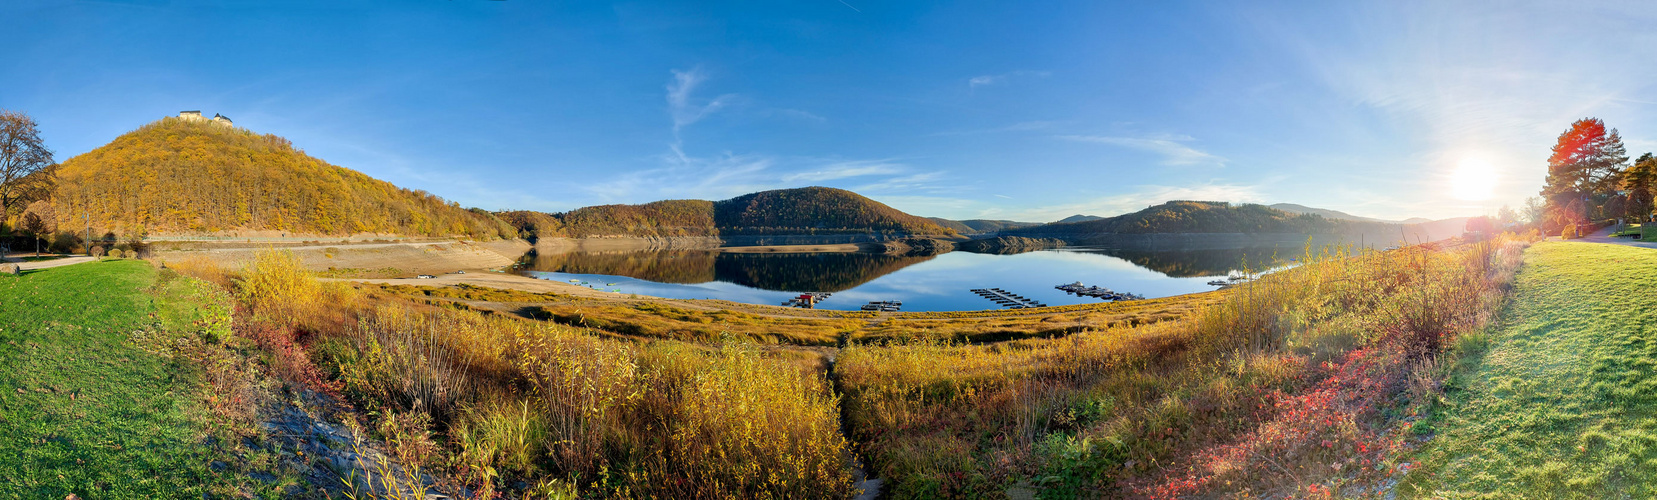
505;187;953;238
1056;214;1104;224
47;117;514;239
923;217;1040;235
1268;203;1394;223
1010;201;1353;235
1005;200;1470;245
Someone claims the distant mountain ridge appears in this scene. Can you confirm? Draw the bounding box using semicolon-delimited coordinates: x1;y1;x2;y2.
502;187;953;239
1005;200;1469;244
1056;214;1104;224
1268;203;1395;223
924;217;1041;235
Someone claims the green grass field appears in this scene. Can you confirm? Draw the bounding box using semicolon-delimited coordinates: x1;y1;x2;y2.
0;260;286;498
1404;241;1657;497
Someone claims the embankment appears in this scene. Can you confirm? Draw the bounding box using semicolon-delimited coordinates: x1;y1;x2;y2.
153;239;530;275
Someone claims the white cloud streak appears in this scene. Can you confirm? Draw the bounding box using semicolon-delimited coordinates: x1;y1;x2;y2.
1061;134;1228;167
582;69;955;204
667;67;736;135
967;70;1051;88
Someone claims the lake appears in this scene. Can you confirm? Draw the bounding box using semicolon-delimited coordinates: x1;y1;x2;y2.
517;245;1299;312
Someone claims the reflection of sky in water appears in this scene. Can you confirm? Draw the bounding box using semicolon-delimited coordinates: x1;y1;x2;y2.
529;247;1252;312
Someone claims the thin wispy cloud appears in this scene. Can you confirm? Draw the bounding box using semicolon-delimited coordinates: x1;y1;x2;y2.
1061;134;1228;167
765;108;828;123
782;160;904;182
1235;1;1657;212
667;67;736;135
587;69;954;204
967;70;1051;88
929;121;1059;137
587;153;776;203
854;171;947;193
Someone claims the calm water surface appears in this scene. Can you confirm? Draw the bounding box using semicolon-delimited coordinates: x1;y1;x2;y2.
520;246;1293;312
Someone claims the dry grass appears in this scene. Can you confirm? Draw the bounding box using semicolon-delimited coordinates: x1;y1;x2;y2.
198;250;854;498
836;236;1534;497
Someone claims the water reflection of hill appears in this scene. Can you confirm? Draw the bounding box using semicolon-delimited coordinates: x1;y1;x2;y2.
715;253;934;292
521;250;719;283
520;250;933;292
1079;247;1292;278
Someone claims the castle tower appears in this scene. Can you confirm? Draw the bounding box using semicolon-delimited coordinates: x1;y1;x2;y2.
178;110;205;122
210;113;232;127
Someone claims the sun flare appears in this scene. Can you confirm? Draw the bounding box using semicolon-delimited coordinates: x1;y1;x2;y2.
1451;155;1498;201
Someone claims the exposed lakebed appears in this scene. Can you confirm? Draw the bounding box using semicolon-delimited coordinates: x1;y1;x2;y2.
517;244;1301;312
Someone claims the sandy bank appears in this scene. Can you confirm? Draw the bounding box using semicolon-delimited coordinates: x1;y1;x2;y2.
154;239;530;275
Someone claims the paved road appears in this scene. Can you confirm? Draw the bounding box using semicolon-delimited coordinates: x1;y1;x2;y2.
1574;225;1657;249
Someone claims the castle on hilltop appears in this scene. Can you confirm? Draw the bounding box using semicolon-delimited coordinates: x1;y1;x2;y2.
178;110;232;127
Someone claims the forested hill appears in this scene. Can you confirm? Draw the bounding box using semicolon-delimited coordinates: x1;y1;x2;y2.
714;187;948;235
499;200;719;238
49;117;515;238
1005;200;1401;236
925;217;1041;235
501;187;953;238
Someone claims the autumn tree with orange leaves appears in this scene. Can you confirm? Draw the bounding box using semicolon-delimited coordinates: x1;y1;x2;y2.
1541;118;1628;232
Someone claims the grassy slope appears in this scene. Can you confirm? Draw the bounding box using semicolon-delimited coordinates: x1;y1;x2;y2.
0;260;273;498
1406;241;1657;497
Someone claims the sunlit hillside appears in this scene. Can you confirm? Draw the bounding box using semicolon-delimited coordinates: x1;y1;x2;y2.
49;117;515;238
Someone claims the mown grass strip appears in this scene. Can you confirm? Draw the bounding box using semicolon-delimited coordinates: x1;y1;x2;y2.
1404;241;1657;497
0;260;279;498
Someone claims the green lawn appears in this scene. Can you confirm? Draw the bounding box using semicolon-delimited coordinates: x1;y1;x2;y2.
1403;241;1657;497
0;260;285;498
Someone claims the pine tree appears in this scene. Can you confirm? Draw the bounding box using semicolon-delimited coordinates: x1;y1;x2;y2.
1542;118;1628;229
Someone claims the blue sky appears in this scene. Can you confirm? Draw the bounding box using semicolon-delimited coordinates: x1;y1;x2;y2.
5;1;1656;222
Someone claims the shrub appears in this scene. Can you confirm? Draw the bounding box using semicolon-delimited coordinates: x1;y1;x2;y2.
48;231;82;253
90;245;106;257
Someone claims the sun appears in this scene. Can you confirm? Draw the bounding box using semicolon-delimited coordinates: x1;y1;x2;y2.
1450;155;1498;201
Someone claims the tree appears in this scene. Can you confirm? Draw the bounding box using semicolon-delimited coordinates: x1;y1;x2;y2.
1522;196;1546;226
1465;216;1494;235
0;110;55;233
1625;153;1657;219
1541;118;1628;231
1496;205;1519;228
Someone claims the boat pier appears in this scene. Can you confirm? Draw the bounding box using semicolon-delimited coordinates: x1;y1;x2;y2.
1054;282;1143;301
971;288;1046;309
782;292;832;308
861;300;902;312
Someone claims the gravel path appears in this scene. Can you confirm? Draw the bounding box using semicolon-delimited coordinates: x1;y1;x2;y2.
4;256;98;271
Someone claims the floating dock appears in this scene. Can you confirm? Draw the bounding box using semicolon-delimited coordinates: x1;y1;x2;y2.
782;292;833;308
1054;282;1143;301
860;300;902;312
971;288;1046;309
1206;275;1251;288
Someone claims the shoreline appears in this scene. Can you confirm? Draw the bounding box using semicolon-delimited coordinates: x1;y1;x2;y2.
334;269;1221;320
